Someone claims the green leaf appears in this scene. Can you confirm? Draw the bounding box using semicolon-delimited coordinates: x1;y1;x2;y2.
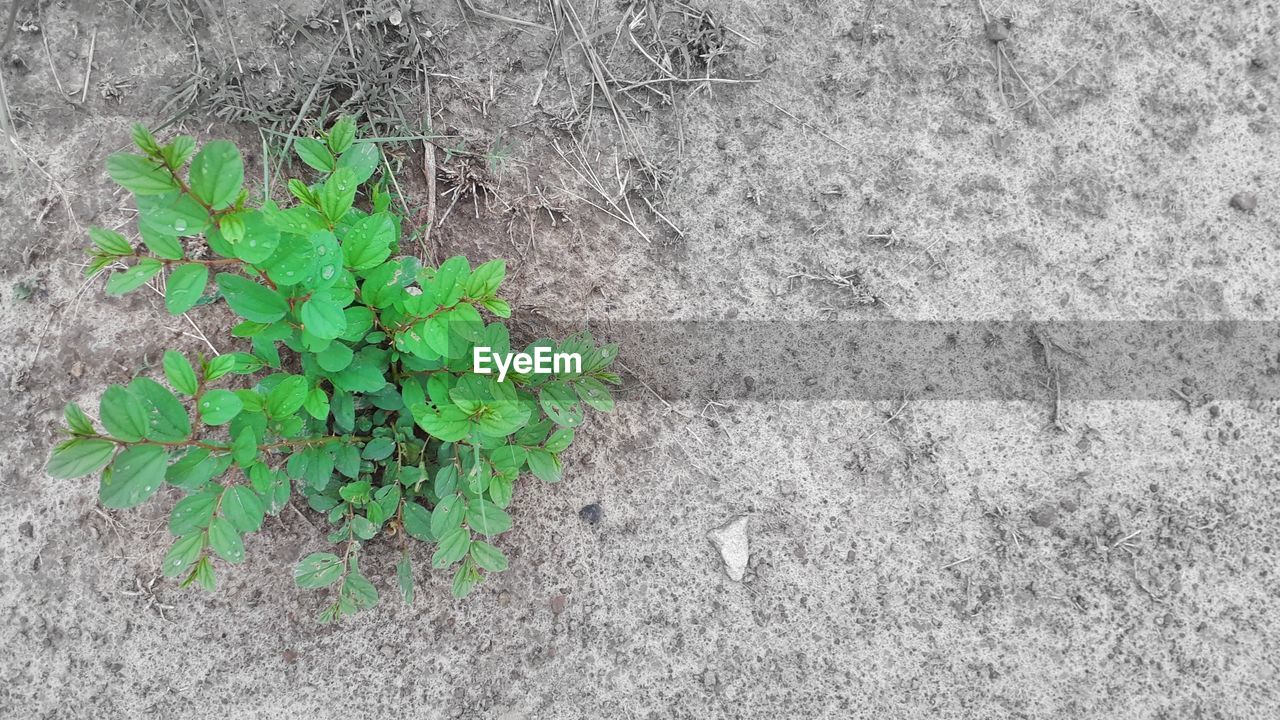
165;263;208;315
185;556;217;591
138;191;211;236
162;351;199;395
351;515;378;540
131;123;162;155
466;259;505;297
430;494;465;539
434;464;459;496
475;402;531;437
100;385;148;442
318;167;357;223
165;448;228;491
105;258;163;296
106;153;178;195
412;404;471;442
539;381;585;427
327;118;357;155
204;353;239;382
228;211;281;264
480;297;511;318
198;389;244;426
208;517;246;564
295;137;335;172
140;230;183;260
396;554;415;604
331;390;355;432
231;425;258;467
426;255;470;306
215;273;288;322
64;402;96;436
189;140;244;210
402;501;433;541
266;375;309;417
465;499;512;536
128;377;191;441
294;552;345;588
451;557;481;598
89;227;133;256
432;526;471;568
342;212;395;270
335;142;379;184
262;232;317;286
526;449;562;483
316;341;354;372
469;540;509;572
302;387;330;421
330;349;388;393
360;437;396;461
169;489;219;535
161;136;196;168
221;486;265;532
100;444;168;509
488;473;514;508
574;377;614;411
342;571;379;608
300;293;347;340
47;438;115;479
544;428;574;453
162;532;205;577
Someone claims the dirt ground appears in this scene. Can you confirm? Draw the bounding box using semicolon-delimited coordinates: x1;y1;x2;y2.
2;0;1279;717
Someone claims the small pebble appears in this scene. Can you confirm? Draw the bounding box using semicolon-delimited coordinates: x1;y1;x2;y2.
1230;192;1257;212
707;516;750;582
550;594;567;615
19;521;33;538
1030;505;1058;527
283;649;298;663
578;503;603;526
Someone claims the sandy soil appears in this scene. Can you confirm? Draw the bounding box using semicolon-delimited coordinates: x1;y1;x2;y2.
1;0;1278;717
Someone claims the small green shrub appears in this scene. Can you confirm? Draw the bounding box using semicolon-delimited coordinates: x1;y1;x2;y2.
47;119;618;620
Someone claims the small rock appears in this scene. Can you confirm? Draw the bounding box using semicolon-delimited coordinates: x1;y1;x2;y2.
1029;504;1058;527
715;137;728;150
550;594;567;615
283;649;298;663
19;521;33;538
985;20;1010;43
1230;192;1257;212
497;591;511;607
707;516;750;582
578;503;603;526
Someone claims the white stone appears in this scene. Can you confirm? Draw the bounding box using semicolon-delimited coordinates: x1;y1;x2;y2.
706;516;750;582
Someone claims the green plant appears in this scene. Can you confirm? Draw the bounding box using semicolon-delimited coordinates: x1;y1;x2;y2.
46;119;618;621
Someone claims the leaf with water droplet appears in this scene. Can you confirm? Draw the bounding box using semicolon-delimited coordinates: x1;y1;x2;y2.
199;389;244;425
189;140;244;210
318;167;358;223
342;212;396;271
